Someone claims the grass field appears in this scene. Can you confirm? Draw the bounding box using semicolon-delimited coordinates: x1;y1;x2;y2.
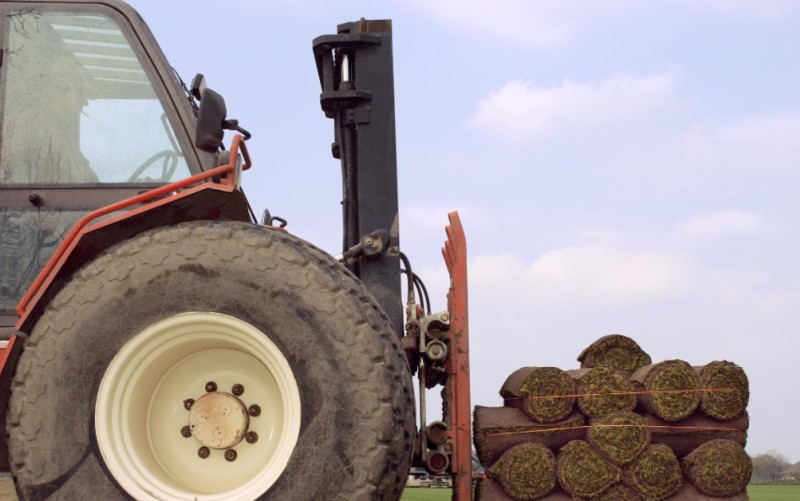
0;479;456;501
401;488;453;501
3;479;798;500
397;485;800;501
747;484;800;500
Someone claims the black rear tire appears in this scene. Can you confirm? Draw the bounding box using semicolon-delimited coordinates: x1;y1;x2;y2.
7;221;415;500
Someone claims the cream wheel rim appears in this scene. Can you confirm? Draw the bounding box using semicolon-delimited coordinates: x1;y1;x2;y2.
95;312;301;500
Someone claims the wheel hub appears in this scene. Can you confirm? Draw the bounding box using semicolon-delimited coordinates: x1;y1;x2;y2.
189;392;249;449
95;312;302;499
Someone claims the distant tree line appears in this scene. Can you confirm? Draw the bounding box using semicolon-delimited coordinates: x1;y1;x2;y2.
751;450;796;483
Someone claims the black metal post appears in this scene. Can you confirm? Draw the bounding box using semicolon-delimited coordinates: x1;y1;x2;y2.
313;20;403;335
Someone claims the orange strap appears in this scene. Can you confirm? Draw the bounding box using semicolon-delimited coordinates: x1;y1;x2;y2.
505;387;740;400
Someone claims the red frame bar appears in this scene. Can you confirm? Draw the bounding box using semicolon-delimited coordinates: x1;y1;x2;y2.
16;135;250;318
0;337;18;376
442;212;471;500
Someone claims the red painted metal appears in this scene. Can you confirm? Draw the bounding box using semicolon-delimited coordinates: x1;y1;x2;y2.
16;135;250;319
0;334;23;470
442;212;471;501
0;337;18;377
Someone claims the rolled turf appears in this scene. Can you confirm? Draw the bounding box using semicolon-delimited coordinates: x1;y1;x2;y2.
586;410;650;466
631;360;699;422
644;412;748;457
623;443;682;500
501;367;577;424
569;367;637;418
669;482;749;501
475;477;510;501
474;406;586;466
556;440;621;499
696;361;749;421
681;439;752;497
476;477;555;501
591;483;643;501
489;443;556;500
577;334;652;375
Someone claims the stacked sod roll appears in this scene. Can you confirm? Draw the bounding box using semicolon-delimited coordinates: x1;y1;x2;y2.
474;334;751;501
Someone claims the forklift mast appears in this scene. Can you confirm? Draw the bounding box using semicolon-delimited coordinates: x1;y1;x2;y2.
313;21;473;500
312;20;403;335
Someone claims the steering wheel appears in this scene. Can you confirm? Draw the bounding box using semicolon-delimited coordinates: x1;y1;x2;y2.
127;150;179;183
127;112;182;183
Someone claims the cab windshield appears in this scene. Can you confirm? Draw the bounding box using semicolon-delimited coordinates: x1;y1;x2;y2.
0;7;193;317
0;9;190;184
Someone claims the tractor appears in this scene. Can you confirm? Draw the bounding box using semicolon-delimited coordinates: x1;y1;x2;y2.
0;1;471;500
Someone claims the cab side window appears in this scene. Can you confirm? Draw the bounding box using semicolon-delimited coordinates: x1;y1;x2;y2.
0;9;190;184
0;8;193;315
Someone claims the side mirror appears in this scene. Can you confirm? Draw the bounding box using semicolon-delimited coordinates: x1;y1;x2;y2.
190;73;207;101
192;73;227;152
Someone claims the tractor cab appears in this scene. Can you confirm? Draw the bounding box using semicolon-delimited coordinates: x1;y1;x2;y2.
0;1;214;331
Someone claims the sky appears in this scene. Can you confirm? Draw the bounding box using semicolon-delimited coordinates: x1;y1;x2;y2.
127;0;800;461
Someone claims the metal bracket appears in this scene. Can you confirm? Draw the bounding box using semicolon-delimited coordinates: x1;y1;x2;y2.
410;212;471;500
344;107;371;125
312;32;381;117
441;212;471;500
335;228;390;263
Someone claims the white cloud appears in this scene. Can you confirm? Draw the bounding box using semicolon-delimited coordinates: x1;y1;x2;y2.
400;203;490;240
675;114;800;173
469;71;678;141
400;0;795;52
472;246;692;302
676;0;796;18
675;210;763;240
401;0;577;48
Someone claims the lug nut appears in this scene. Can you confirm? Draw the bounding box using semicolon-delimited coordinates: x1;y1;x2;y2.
198;446;210;459
180;425;192;438
224;449;237;462
183;399;195;410
245;431;259;444
232;384;244;396
205;381;217;393
248;404;261;417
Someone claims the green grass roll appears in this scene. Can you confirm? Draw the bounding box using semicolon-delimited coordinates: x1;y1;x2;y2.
681;439;752;497
556;440;621;499
631;360;699;422
623;443;682;500
501;367;577;424
577;334;652;375
586;411;650;466
489;443;556;500
570;368;637;419
696;361;749;421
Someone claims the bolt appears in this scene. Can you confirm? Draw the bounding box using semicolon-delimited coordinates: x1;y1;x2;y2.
245;431;259;444
440;313;449;322
180;426;192;438
364;238;374;247
198;446;210;459
224;449;237;462
248;404;261;417
232;384;244;396
183;399;195;410
205;381;217;393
